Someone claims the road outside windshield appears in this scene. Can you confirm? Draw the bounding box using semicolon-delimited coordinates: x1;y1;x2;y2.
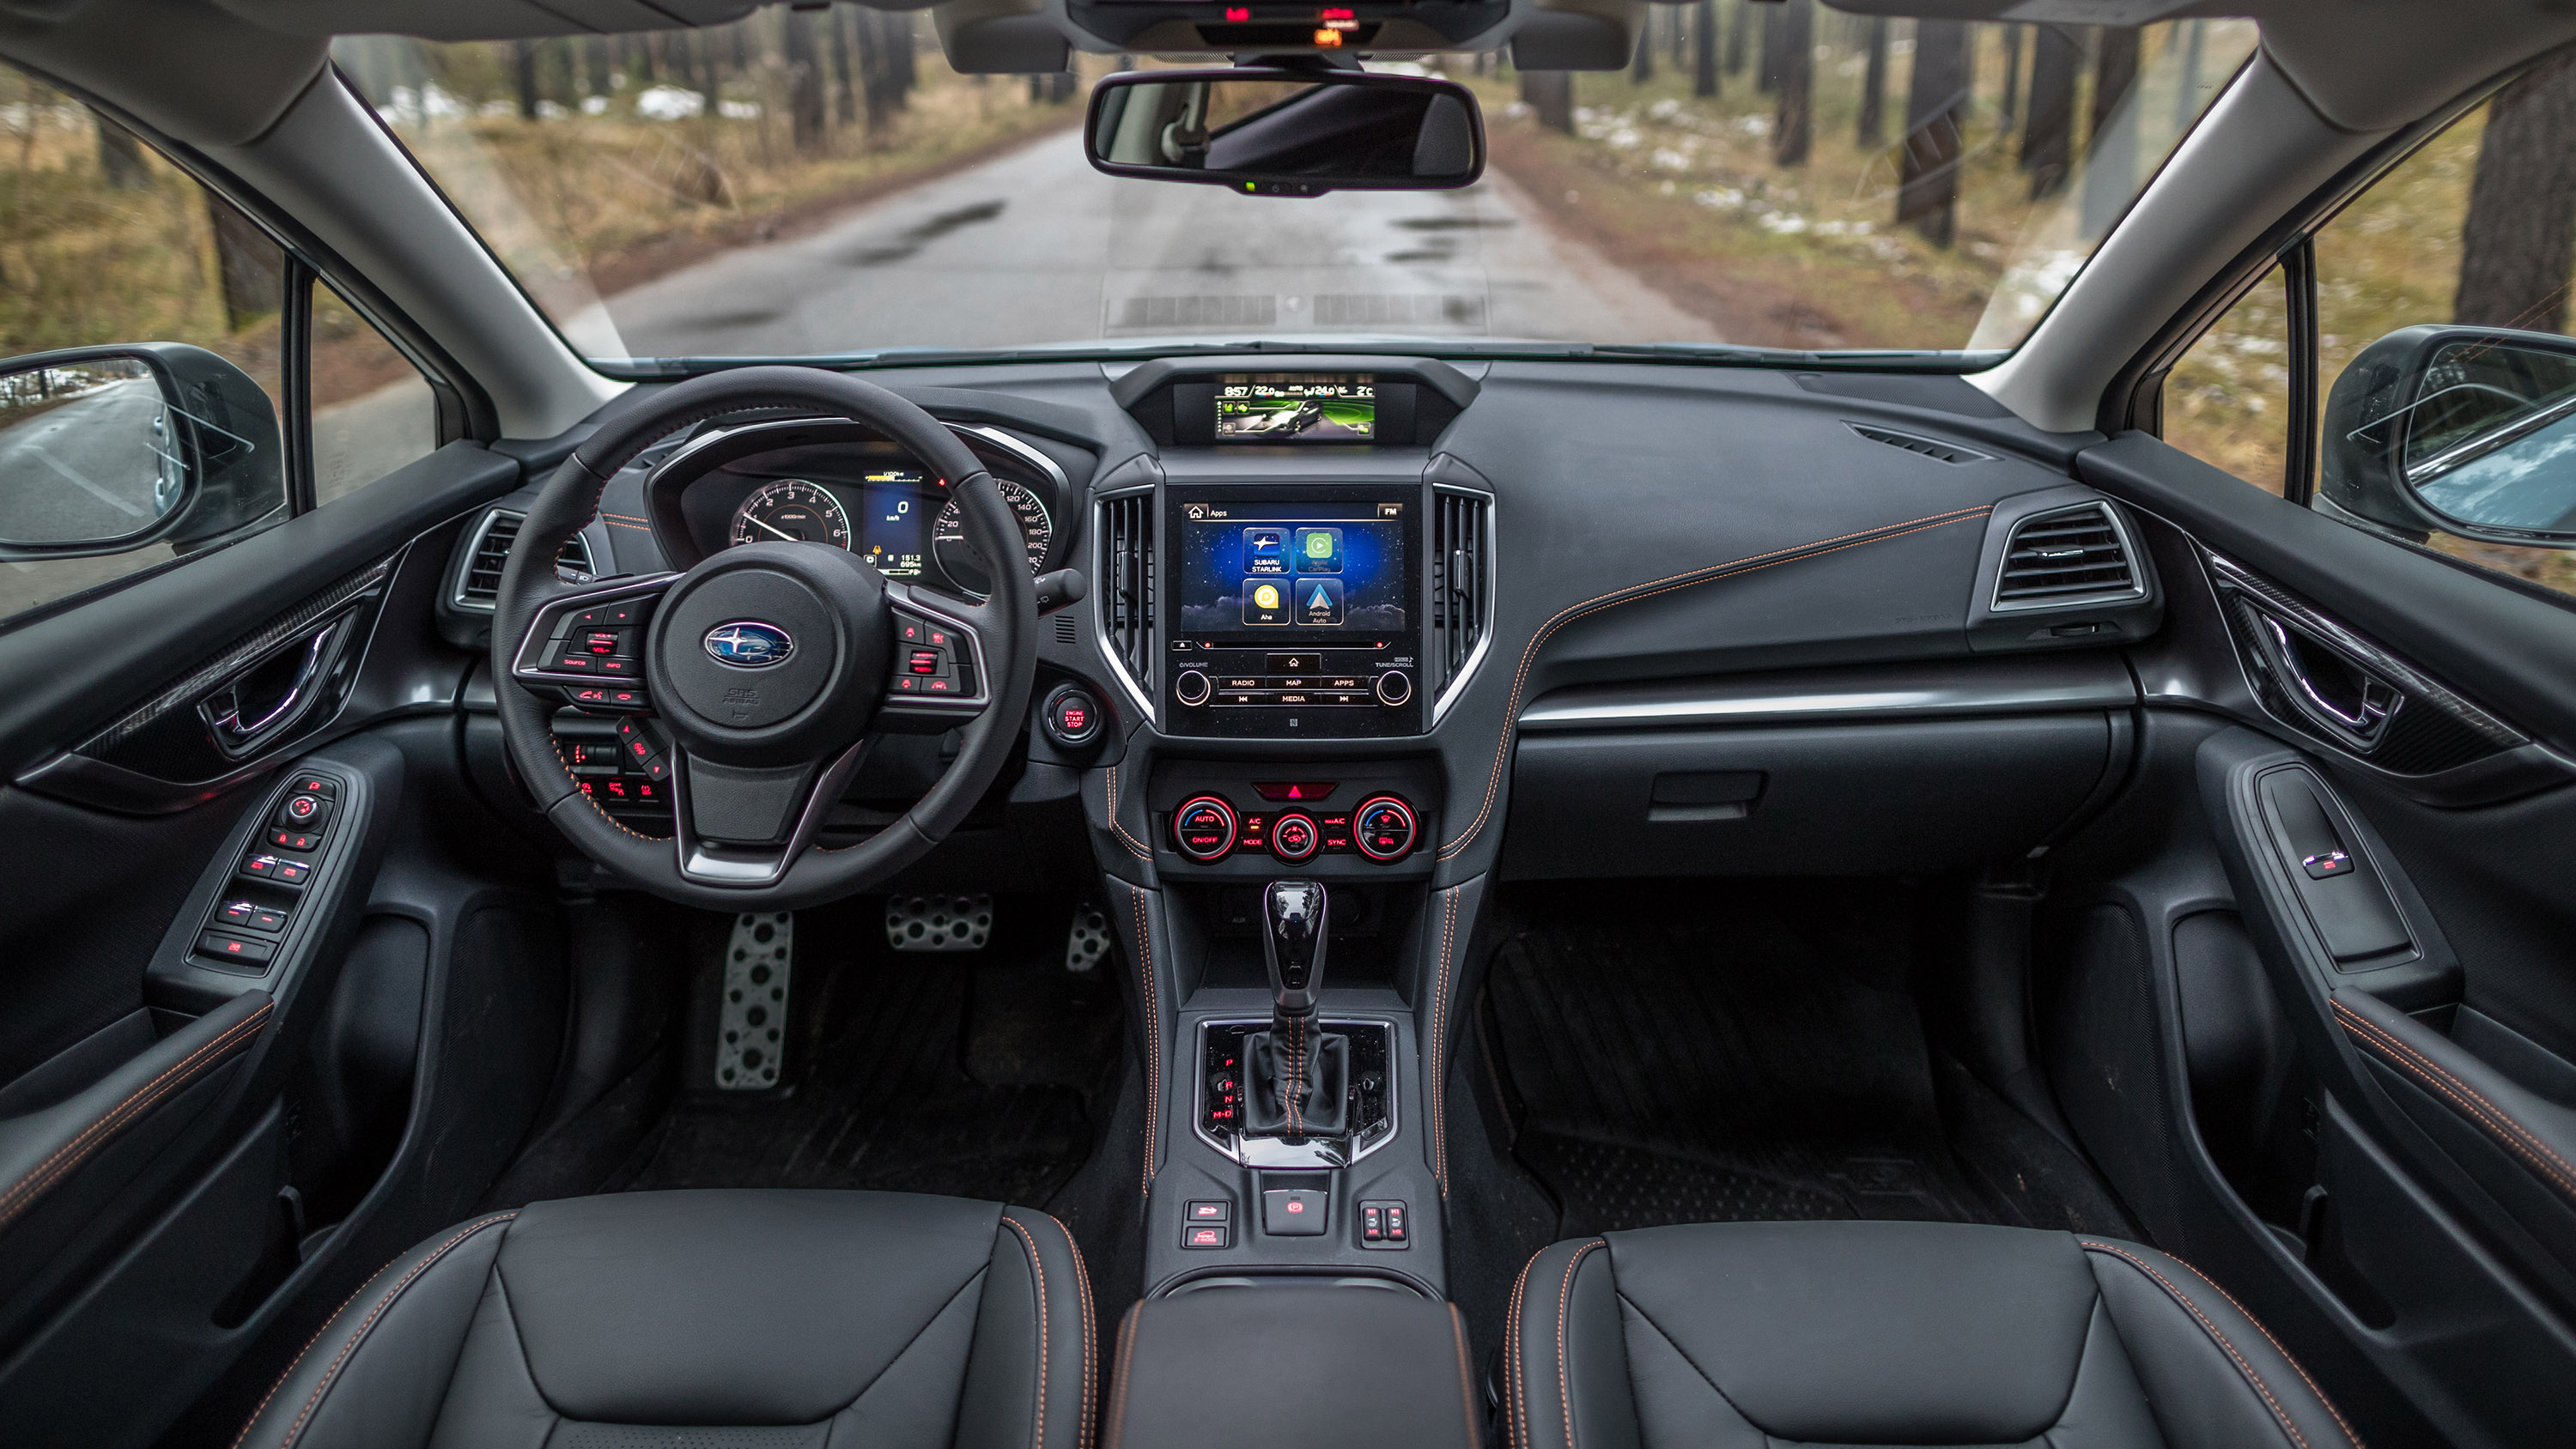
335;6;2254;364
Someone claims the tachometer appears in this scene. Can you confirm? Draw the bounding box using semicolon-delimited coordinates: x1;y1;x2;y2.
729;479;850;550
933;478;1052;596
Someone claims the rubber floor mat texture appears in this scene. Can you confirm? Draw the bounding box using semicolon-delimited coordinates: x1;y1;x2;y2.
1486;881;1992;1235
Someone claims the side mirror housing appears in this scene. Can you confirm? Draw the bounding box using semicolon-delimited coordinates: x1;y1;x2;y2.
1084;66;1484;197
2320;324;2576;549
0;343;283;561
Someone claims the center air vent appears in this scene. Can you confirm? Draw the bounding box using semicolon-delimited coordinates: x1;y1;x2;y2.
1097;492;1156;702
1994;502;2141;609
455;510;595;609
1431;487;1492;712
1847;422;1991;465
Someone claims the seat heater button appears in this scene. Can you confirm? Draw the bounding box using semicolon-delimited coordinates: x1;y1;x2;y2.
1261;1189;1327;1236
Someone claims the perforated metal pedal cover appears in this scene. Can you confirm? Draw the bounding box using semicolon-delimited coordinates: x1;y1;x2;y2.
1065;901;1110;973
717;912;791;1090
885;893;992;951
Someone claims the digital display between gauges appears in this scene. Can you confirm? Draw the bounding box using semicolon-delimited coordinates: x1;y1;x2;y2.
723;469;1051;596
1214;379;1375;443
858;471;928;578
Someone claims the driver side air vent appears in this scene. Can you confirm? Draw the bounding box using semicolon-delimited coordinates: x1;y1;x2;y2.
1994;503;2140;608
1098;492;1156;690
1430;486;1492;711
454;509;594;610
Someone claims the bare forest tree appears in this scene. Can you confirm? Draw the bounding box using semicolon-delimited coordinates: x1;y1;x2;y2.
1856;16;1888;146
2456;48;2576;333
2081;27;2141;238
1771;0;1813;166
206;200;281;331
1694;0;1718;98
1998;23;2022;125
512;39;541;120
585;35;614;99
1757;0;1783;94
2021;25;2080;197
1632;14;1654;84
1899;19;1971;246
783;8;828;152
93;116;150;189
830;7;859;127
1522;69;1575;135
1725;0;1749;77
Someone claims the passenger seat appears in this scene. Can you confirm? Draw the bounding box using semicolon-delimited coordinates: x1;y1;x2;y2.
1508;1220;2357;1449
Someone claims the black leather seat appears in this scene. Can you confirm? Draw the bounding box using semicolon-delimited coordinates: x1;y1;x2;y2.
236;1189;1094;1449
1508;1221;2360;1449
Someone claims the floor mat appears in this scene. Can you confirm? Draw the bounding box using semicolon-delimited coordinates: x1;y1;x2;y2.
622;898;1121;1208
1485;879;1993;1236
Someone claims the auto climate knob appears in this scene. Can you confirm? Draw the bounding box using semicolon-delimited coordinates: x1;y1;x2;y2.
1270;811;1320;864
1171;794;1238;862
1352;795;1417;862
1174;669;1213;707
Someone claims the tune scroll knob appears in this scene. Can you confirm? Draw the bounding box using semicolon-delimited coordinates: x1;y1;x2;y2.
1352;795;1418;862
1375;670;1413;706
1270;811;1320;863
1174;669;1212;707
1170;795;1238;862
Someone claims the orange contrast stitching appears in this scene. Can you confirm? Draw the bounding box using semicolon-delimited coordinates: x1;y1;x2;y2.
1438;506;1993;860
271;1212;519;1449
2081;1240;2340;1449
2166;1252;2367;1449
1505;1248;1537;1449
1104;764;1151;860
1127;884;1160;1197
1432;886;1460;1197
999;1215;1050;1449
1054;1215;1097;1449
1555;1240;1604;1449
2335;1002;2576;1202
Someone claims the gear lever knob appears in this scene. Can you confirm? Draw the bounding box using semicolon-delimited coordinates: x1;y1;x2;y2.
1261;880;1328;1016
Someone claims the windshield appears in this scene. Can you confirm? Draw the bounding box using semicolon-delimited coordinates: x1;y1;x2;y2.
331;8;2256;367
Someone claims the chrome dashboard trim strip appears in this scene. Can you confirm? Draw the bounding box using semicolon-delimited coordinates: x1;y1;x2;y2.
1091;482;1157;723
1516;655;2138;731
1429;482;1495;727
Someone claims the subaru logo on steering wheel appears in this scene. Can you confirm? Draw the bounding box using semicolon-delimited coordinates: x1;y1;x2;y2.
703;621;795;669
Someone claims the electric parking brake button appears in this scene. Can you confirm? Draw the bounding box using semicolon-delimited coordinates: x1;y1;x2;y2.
1261;1189;1327;1236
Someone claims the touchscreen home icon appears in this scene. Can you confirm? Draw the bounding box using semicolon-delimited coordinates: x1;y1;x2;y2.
1297;578;1345;626
1242;579;1291;626
1293;527;1342;573
1242;528;1286;573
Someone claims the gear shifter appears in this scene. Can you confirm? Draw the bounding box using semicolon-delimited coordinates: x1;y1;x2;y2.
1243;880;1350;1138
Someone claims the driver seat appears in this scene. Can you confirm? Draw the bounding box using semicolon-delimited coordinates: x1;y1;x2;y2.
234;1190;1094;1449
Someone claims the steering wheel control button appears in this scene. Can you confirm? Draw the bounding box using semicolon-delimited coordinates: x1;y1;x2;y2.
1172;795;1239;861
1375;670;1413;706
1261;1189;1328;1237
1270;812;1320;863
1174;669;1213;707
1352;796;1418;862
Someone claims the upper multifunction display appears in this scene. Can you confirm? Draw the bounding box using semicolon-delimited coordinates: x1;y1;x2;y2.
1163;484;1424;739
1170;374;1418;446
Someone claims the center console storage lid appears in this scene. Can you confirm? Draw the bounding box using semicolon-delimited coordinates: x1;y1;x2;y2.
1107;1284;1476;1449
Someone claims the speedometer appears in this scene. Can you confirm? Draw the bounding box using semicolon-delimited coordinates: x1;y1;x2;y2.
729;479;850;550
933;479;1052;596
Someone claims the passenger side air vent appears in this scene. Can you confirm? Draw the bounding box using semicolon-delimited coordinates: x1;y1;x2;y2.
1994;503;2140;609
1431;487;1492;712
454;510;594;610
1848;423;1991;465
1097;492;1156;696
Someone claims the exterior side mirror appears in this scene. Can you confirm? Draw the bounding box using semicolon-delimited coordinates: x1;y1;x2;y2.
1084;66;1484;197
2320;324;2576;548
0;343;283;561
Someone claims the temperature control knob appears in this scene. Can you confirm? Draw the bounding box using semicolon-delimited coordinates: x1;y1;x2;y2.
1352;795;1418;862
1270;811;1320;863
1174;670;1212;707
1171;795;1238;862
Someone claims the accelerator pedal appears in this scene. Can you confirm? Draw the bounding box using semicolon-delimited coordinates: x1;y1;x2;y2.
1065;900;1111;973
886;893;992;952
717;912;792;1090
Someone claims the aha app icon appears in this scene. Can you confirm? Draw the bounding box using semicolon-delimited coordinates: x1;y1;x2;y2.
1292;527;1342;573
1242;528;1286;573
1242;579;1291;626
1297;578;1345;626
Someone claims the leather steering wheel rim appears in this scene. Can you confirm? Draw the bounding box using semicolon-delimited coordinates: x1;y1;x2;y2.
490;366;1037;910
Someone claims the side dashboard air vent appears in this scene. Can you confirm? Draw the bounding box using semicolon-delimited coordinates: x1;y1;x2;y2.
1994;503;2139;608
1848;423;1991;465
1098;493;1156;693
455;510;594;609
1430;488;1492;710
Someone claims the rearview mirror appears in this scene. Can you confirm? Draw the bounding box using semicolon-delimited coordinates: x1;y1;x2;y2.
1084;67;1483;197
0;343;283;559
2321;324;2576;548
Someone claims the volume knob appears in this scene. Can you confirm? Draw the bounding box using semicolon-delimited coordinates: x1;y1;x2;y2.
1375;670;1413;706
1174;669;1212;707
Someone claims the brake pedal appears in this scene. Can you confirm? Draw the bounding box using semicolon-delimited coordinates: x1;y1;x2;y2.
886;893;992;951
1065;900;1110;973
717;912;792;1090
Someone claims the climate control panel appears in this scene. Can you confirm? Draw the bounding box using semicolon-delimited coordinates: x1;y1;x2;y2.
1167;785;1419;866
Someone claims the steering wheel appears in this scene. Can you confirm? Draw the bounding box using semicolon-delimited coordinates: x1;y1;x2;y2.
490;367;1037;908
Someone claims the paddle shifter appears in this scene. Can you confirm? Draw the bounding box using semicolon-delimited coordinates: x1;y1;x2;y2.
1242;880;1350;1138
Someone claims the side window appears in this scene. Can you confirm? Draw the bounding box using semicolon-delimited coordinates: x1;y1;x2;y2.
0;70;440;627
2308;54;2576;597
2164;264;2291;495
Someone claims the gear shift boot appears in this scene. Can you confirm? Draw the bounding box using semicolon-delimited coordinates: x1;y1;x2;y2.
1242;1025;1350;1137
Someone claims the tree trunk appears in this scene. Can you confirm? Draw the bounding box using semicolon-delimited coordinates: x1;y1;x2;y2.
1856;15;1887;146
2021;25;2079;196
205;197;280;331
513;39;541;119
1522;70;1575;135
696;30;722;115
2456;49;2576;333
1898;19;1971;246
2081;27;2142;238
858;11;898;131
1632;13;1655;84
2172;18;2206;131
1998;22;2021;125
1693;0;1718;98
831;6;859;126
94;115;151;189
1725;0;1749;77
1772;0;1813;165
891;15;917;105
585;35;613;100
784;9;827;150
1757;0;1782;94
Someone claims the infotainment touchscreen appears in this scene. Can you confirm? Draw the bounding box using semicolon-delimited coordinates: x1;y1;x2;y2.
1174;497;1407;639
